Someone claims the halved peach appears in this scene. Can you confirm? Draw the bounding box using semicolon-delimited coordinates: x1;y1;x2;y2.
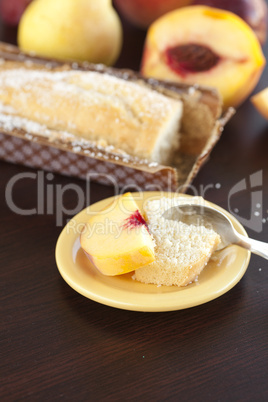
80;193;155;276
141;6;266;108
251;88;268;119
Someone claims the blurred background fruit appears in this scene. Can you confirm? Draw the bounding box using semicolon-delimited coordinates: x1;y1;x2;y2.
17;0;122;65
192;0;267;45
114;0;268;44
114;0;192;29
0;0;32;26
251;87;268;118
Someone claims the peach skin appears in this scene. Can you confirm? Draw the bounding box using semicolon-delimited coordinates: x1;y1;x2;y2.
192;0;268;45
141;6;266;109
115;0;267;44
114;0;192;28
251;88;268;119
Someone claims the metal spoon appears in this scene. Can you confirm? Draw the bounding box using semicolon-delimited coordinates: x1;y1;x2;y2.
162;204;268;260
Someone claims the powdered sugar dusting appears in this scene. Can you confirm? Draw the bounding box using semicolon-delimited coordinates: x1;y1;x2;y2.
0;68;181;162
0;106;159;167
146;197;220;264
0;112;51;136
134;197;221;287
0;68;176;121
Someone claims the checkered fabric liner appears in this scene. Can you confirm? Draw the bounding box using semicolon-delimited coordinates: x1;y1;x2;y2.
0;132;178;191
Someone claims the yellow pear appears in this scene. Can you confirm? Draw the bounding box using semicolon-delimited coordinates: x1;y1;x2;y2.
18;0;122;65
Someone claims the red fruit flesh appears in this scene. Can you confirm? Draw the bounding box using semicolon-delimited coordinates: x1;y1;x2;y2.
165;44;220;77
122;210;149;231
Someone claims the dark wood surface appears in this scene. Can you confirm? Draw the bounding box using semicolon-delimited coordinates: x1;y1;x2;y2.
1;8;268;402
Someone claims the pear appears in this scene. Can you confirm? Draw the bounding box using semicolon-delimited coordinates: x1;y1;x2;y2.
18;0;122;65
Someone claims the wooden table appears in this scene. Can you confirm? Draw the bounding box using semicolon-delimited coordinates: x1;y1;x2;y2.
1;9;268;401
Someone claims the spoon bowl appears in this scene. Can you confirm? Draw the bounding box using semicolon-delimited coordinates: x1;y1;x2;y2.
163;204;268;260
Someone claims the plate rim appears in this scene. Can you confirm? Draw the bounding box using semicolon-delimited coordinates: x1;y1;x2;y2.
55;192;251;312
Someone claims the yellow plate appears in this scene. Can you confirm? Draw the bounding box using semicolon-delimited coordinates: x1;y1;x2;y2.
55;192;251;312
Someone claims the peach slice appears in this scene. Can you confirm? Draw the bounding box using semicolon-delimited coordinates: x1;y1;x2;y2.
251;88;268;119
80;193;155;276
141;6;266;108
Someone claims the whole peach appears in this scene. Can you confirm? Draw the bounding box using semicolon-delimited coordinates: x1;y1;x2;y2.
0;0;32;26
114;0;192;28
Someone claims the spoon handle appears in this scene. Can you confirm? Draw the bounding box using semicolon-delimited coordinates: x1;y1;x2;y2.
235;232;268;260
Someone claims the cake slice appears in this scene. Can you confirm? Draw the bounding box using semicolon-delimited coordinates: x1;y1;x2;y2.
0;67;183;164
134;197;220;287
